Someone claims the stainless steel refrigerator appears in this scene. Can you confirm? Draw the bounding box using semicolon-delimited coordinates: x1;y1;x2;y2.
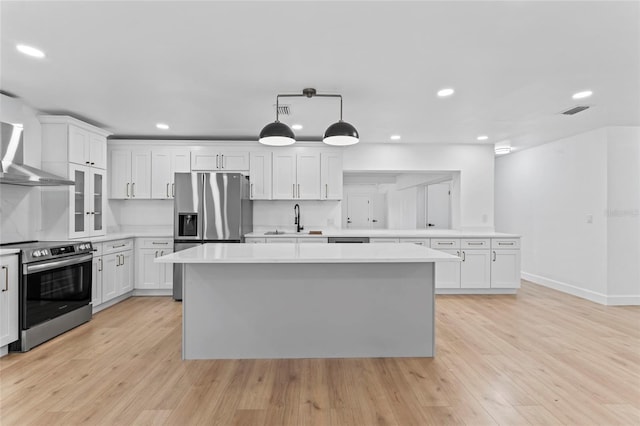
173;172;253;300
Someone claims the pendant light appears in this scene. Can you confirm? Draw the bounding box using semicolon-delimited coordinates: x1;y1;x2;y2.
259;88;359;146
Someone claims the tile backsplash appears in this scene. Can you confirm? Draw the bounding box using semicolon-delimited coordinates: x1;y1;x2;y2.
252;200;341;232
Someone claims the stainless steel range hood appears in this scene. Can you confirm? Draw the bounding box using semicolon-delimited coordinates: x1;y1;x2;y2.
0;121;74;186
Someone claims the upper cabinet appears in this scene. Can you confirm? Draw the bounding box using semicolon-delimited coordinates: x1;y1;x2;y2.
109;148;151;199
320;152;343;200
249;152;272;200
151;149;190;199
191;149;249;171
272;150;321;200
40;116;112;239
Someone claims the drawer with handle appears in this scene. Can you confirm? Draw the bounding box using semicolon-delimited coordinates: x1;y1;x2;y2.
461;239;490;249
430;238;461;249
102;239;134;255
138;238;173;249
491;238;520;249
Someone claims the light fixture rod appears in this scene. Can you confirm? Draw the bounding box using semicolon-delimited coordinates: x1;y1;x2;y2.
274;89;344;121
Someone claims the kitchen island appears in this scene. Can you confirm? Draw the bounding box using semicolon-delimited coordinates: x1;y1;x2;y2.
156;243;459;360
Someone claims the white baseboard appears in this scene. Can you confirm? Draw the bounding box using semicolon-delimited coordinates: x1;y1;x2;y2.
521;272;640;306
132;289;172;297
436;288;518;295
0;345;8;358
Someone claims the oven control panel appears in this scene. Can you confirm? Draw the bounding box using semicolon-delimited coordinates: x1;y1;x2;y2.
25;241;93;263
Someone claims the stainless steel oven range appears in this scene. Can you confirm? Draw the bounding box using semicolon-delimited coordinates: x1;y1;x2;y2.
0;240;93;352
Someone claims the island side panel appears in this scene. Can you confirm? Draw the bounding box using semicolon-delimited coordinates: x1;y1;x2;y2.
183;262;435;359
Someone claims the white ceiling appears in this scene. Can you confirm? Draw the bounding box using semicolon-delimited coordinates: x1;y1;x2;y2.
1;1;639;151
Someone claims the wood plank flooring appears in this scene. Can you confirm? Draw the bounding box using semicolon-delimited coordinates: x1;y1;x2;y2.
1;281;638;425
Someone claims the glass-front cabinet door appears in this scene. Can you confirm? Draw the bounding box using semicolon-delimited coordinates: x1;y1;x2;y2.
92;170;105;235
69;164;105;238
70;164;90;238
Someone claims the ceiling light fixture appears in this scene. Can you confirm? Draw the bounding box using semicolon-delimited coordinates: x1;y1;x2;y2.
437;88;455;97
572;90;593;100
16;44;45;58
259;88;359;146
156;123;170;130
495;146;511;155
390;135;401;141
477;135;489;141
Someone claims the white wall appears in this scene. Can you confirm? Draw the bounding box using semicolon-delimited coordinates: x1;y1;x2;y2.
343;144;494;230
107;200;174;230
0;95;43;243
495;126;639;305
606;128;640;301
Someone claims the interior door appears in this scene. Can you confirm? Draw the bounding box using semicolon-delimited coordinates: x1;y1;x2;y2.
346;193;371;228
426;182;451;229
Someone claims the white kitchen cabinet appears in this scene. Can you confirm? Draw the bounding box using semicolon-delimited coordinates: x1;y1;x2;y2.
101;239;134;303
245;237;266;243
370;238;400;243
435;249;461;289
297;238;328;243
266;238;297;243
399;238;430;246
68;164;106;238
320;152;343;200
460;248;491;288
136;238;174;290
91;243;103;308
272;150;321;200
191;150;249;171
0;253;19;350
40;116;111;170
109;148;151;199
249;152;272;200
491;249;521;288
151;149;190;199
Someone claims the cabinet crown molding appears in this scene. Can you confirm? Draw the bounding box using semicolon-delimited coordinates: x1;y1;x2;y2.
38;115;112;137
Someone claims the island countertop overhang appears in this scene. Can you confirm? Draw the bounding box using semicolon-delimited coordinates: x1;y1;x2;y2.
155;242;461;264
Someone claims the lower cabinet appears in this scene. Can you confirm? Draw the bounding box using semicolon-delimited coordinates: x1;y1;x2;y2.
96;239;134;307
0;253;19;350
135;238;173;291
460;248;491;288
91;243;103;307
490;249;521;288
434;249;462;289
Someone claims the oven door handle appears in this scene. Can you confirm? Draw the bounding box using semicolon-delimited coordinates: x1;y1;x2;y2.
25;254;93;274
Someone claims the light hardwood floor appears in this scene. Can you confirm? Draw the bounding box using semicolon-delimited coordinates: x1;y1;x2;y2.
1;281;638;425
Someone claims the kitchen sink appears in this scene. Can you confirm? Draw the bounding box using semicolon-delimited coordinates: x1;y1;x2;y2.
264;230;291;235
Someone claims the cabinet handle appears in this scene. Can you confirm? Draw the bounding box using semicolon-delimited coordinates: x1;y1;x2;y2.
98;257;103;272
160;251;164;256
439;242;454;246
216;154;219;169
152;242;169;245
132;183;136;198
172;183;175;197
456;251;460;257
155;251;158;258
493;251;497;262
499;242;514;246
2;266;7;292
121;254;125;265
113;244;126;248
250;183;254;198
292;184;295;198
221;154;224;169
325;183;328;198
166;183;170;198
116;255;120;266
462;251;466;261
126;183;130;198
468;242;484;246
297;184;300;198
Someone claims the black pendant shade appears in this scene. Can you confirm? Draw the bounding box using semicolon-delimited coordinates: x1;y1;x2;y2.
259;88;359;146
323;120;359;146
259;121;295;146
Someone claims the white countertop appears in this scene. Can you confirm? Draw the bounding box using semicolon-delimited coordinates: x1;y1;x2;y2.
245;229;520;239
155;242;461;264
0;248;20;256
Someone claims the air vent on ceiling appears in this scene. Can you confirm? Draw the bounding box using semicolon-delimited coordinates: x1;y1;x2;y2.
561;105;590;115
274;104;291;116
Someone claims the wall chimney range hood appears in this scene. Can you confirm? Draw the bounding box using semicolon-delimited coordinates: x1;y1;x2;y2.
0;122;74;186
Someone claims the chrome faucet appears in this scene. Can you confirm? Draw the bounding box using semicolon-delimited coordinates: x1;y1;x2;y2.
294;204;303;233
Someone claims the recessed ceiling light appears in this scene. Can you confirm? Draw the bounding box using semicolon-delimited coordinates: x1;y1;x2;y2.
390;135;401;141
572;90;593;100
16;44;45;58
495;147;511;155
477;135;489;141
156;123;170;130
291;124;303;130
437;88;455;97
